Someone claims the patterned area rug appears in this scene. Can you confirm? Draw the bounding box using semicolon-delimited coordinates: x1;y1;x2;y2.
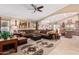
10;39;60;55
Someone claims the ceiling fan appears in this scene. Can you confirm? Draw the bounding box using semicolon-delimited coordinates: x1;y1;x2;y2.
30;4;44;13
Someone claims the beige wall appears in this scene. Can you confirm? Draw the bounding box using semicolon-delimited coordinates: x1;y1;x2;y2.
58;15;79;24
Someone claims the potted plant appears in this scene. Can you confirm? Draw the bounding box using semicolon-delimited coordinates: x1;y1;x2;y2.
1;31;11;40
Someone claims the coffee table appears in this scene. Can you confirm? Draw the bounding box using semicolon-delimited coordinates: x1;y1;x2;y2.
31;34;41;41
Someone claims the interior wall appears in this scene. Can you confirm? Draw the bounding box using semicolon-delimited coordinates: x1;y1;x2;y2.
58;15;79;24
0;16;36;33
38;14;79;30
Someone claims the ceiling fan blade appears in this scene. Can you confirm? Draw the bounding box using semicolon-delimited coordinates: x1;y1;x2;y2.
38;9;42;12
37;6;44;10
31;4;36;10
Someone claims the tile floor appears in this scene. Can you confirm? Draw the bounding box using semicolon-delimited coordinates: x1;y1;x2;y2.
49;36;79;55
11;36;79;55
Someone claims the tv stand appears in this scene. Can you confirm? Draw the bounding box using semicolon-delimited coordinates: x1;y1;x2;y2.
0;39;18;55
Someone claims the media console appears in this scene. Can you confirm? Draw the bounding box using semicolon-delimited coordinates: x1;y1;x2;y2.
0;39;18;55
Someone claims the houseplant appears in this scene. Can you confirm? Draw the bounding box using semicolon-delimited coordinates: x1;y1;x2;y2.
1;31;11;40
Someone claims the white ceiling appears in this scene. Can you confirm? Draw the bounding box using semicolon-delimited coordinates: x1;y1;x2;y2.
0;4;68;21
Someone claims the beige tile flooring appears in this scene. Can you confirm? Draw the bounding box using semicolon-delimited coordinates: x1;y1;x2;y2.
12;36;79;55
11;39;60;55
11;38;61;55
49;36;79;55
